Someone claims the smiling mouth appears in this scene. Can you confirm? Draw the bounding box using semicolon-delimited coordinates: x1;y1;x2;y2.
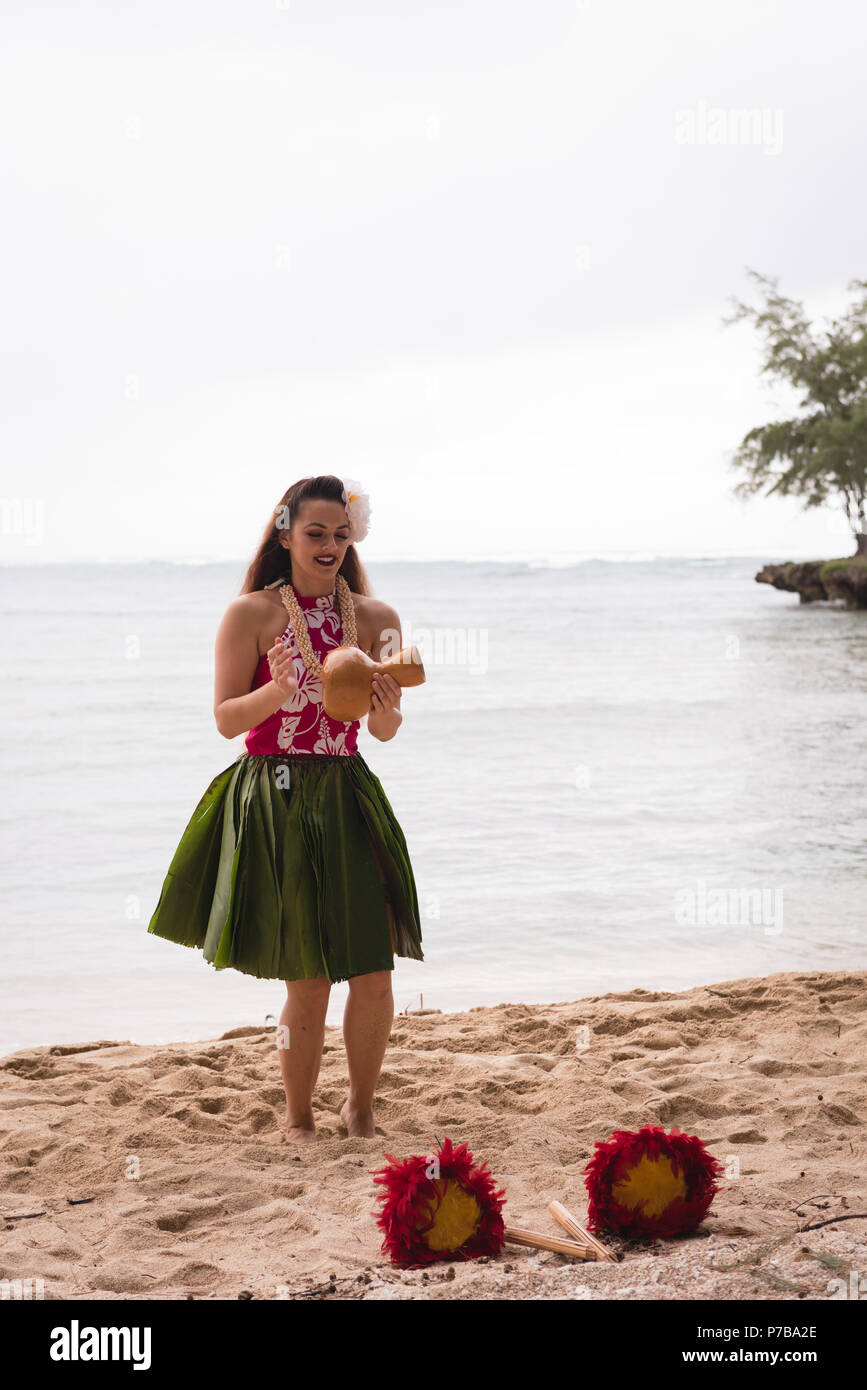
315;556;336;566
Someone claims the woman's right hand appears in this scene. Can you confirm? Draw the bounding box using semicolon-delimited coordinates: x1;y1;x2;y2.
268;639;298;702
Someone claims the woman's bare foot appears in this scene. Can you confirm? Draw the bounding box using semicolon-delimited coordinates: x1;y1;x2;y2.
339;1096;376;1138
282;1111;317;1145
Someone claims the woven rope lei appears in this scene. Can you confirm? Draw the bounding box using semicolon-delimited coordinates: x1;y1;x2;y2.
278;573;359;679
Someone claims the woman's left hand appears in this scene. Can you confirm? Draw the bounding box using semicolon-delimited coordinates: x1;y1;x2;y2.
369;672;401;715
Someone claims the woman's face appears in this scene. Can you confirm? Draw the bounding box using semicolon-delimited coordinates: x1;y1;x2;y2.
281;498;351;585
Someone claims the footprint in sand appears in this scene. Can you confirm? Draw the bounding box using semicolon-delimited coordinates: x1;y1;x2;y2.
87;1263;161;1294
107;1082;137;1107
166;1104;229;1132
510;1054;557;1071
196;1095;229;1114
156;1260;221;1290
655;1094;732;1121
153;1200;226;1232
243;1106;277;1134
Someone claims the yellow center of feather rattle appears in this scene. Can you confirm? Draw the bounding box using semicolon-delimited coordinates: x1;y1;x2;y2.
611;1153;687;1217
416;1180;482;1251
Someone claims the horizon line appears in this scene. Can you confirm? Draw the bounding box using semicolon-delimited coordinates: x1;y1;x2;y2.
0;550;854;569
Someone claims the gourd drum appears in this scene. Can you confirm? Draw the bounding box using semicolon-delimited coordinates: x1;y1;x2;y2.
321;644;426;721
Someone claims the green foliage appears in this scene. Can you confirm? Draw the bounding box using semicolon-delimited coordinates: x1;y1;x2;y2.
818;556;867;576
724;270;867;546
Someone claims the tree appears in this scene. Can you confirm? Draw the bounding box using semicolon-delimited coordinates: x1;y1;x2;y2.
724;270;867;556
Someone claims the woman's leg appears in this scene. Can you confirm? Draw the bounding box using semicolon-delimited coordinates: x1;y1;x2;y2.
278;977;332;1144
338;831;398;1136
340;969;394;1138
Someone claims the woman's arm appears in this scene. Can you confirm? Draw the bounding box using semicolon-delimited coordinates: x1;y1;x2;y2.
213;597;297;740
366;600;404;743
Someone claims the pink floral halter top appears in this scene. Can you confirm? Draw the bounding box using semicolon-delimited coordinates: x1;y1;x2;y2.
244;581;360;757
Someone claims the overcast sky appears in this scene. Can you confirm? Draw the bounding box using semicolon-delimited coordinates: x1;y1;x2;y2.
2;0;865;565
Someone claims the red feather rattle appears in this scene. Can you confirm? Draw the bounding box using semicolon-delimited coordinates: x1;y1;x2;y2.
583;1124;724;1239
371;1136;507;1268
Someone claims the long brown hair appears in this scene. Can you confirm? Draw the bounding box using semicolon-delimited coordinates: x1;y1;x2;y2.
239;475;374;596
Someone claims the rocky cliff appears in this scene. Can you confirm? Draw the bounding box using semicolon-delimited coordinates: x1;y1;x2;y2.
756;557;867;608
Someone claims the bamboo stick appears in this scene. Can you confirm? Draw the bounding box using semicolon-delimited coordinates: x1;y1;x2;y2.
503;1224;595;1260
548;1201;616;1262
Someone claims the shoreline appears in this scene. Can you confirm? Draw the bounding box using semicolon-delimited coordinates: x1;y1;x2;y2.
11;954;867;1065
1;968;864;1301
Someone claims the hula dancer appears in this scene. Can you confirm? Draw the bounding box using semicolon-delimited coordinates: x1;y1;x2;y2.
147;475;424;1143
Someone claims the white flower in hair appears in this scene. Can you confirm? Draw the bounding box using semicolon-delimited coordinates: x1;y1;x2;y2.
340;477;371;543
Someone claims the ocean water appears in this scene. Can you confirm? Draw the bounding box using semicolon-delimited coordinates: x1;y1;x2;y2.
0;557;864;1057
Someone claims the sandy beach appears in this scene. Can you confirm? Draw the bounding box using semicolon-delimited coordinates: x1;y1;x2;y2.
1;969;864;1302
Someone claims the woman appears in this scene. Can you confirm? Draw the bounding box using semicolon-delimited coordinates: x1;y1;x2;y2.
147;474;424;1144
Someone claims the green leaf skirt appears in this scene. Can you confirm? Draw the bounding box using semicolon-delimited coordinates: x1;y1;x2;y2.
147;751;424;984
